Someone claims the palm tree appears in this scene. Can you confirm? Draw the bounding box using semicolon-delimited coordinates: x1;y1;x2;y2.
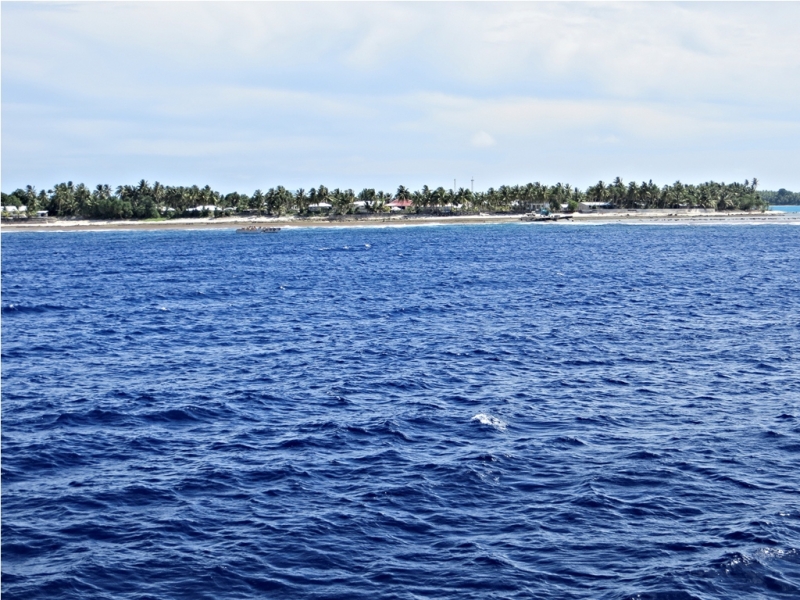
23;185;38;211
376;190;391;210
609;177;625;207
415;185;432;212
265;187;282;216
359;188;378;212
548;183;565;212
666;180;686;208
251;189;265;215
717;188;734;211
137;179;151;198
50;181;77;216
317;185;330;205
334;188;355;215
587;181;607;204
431;187;447;212
152;181;165;209
624;181;638;209
74;183;92;217
458;187;474;212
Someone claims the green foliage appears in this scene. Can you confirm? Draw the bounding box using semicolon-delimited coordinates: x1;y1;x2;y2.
759;189;800;205
2;177;770;219
330;188;355;215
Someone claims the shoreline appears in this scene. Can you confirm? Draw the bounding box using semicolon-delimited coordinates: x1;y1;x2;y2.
2;211;798;232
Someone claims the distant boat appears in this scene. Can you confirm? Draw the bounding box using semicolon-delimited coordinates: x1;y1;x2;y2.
236;226;281;233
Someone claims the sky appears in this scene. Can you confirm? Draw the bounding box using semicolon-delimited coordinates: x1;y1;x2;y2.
2;1;800;194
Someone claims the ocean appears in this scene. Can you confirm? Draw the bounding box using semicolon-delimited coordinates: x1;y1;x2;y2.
2;223;799;599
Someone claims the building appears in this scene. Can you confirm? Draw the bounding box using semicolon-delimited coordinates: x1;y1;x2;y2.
2;205;27;216
387;199;413;212
578;202;614;212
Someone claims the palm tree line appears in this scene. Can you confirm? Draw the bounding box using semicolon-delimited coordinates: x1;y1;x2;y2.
1;177;767;219
758;189;800;205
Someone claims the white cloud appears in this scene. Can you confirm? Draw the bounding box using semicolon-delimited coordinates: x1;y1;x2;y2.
2;2;799;191
471;131;496;148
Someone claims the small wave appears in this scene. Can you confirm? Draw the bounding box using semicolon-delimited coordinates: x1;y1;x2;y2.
553;435;587;446
626;591;702;600
317;244;373;252
626;450;661;460
2;303;70;313
762;430;784;438
54;409;130;427
471;453;498;462
142;406;221;423
471;413;507;431
711;549;800;592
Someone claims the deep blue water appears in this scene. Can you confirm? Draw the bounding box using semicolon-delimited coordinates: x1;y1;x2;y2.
3;223;800;600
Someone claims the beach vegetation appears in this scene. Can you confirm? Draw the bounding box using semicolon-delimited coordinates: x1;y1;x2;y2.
2;178;770;220
758;188;800;205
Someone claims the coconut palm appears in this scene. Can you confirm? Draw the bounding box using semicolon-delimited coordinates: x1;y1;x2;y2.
330;188;355;215
251;190;265;215
359;188;383;213
587;181;607;204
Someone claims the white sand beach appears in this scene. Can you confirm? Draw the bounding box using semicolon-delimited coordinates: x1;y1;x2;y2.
2;210;798;233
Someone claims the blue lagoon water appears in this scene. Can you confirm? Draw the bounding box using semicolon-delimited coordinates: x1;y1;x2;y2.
2;224;800;599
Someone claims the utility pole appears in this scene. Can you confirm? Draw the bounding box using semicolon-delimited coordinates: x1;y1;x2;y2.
471;177;474;193
454;179;457;193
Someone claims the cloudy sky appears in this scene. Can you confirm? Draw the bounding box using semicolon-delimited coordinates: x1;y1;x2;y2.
3;2;799;193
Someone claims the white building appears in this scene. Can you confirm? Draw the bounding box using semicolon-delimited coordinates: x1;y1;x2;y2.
578;202;614;212
2;205;27;215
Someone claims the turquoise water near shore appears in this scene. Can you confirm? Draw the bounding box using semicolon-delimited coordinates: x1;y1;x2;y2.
774;205;800;212
3;224;800;599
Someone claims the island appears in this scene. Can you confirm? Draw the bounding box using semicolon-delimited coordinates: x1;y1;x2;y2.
3;178;798;230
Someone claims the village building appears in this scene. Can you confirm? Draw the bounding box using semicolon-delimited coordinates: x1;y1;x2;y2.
387;199;413;212
578;201;614;212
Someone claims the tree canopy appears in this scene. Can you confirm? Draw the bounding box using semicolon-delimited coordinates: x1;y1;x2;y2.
757;189;800;205
2;178;770;219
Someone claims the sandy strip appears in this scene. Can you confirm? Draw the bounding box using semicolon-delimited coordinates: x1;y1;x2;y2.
2;212;798;232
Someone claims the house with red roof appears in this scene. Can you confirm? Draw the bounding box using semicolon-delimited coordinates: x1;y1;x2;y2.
387;198;413;212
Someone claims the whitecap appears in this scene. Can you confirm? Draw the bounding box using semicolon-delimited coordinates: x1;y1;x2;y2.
471;413;507;431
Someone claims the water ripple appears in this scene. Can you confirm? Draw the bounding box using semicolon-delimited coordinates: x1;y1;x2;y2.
2;224;800;599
